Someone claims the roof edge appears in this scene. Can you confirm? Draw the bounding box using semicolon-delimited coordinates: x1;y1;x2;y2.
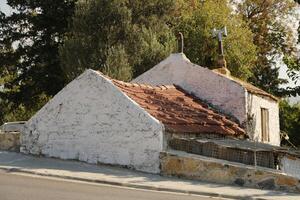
93;70;166;129
212;71;279;102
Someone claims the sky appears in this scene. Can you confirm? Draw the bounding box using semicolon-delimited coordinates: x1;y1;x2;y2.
0;0;11;14
0;0;299;103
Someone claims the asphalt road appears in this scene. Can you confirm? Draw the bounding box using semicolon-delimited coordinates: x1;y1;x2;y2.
0;171;221;200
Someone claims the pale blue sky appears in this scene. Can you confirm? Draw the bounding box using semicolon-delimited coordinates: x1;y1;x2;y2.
0;0;11;14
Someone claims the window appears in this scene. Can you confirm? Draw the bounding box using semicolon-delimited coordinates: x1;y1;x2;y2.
261;108;269;142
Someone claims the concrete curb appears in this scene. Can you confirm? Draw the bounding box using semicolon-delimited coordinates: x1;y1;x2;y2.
0;166;266;200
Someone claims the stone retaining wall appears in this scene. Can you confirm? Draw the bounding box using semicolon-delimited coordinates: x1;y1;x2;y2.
0;132;20;152
160;151;300;193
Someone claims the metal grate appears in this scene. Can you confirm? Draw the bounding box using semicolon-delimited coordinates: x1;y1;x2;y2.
168;138;276;169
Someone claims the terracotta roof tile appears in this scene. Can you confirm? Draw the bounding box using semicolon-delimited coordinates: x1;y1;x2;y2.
111;79;246;137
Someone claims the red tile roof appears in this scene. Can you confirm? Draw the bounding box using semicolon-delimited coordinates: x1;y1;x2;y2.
111;79;245;137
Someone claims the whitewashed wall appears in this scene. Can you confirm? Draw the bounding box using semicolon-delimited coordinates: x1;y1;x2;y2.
21;69;164;173
133;53;248;124
133;53;281;145
246;93;280;146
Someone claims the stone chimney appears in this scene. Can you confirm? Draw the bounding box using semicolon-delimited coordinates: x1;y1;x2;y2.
213;55;231;76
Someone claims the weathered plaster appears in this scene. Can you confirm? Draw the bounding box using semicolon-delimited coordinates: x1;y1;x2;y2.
133;53;247;124
281;156;300;180
133;53;280;145
160;151;300;193
0;132;20;152
21;69;164;173
246;93;280;146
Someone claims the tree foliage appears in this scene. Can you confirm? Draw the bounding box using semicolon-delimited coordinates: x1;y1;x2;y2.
234;0;297;95
173;0;257;80
283;56;300;97
280;100;300;147
283;0;300;97
0;0;77;122
59;0;176;81
1;0;300;145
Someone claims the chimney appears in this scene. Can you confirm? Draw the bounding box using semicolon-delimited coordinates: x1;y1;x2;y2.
212;27;231;76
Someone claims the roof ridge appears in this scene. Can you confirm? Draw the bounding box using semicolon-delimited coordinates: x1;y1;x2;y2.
112;79;176;91
212;71;279;101
96;70;245;137
96;70;177;90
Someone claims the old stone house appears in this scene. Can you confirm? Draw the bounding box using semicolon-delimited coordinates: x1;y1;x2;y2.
133;53;280;146
17;47;300;193
21;69;245;173
20;51;281;174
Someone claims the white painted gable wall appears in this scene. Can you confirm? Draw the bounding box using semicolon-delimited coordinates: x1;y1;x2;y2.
133;53;280;146
133;53;247;124
21;69;164;173
247;93;280;145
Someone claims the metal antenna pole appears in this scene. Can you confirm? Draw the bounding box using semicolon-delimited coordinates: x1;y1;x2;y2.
178;32;184;53
213;27;227;56
212;27;228;69
218;33;224;56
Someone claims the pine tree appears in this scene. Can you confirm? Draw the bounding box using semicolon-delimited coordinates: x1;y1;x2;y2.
59;0;176;81
0;0;77;122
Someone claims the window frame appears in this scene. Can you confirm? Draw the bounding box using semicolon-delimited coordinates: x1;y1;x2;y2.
261;107;270;142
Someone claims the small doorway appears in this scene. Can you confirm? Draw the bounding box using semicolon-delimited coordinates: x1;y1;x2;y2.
261;108;269;142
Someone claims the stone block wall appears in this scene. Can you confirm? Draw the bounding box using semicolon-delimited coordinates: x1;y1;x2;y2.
160;151;300;193
0;132;20;152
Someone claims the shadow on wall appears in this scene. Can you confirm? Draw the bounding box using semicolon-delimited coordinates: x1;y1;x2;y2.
246;94;257;142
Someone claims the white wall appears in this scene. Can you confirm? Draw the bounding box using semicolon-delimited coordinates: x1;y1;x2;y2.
133;53;247;124
246;93;280;146
134;53;281;145
21;69;164;173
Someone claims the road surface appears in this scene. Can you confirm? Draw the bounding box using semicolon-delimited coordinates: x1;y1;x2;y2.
0;171;222;200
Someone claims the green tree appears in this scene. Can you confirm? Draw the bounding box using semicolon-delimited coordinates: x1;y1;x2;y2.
234;0;297;95
280;100;300;147
276;0;300;148
283;0;300;97
173;0;257;80
283;56;300;97
0;0;77;122
59;0;176;81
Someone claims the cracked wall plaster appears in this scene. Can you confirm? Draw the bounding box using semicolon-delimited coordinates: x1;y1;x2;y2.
21;69;164;173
